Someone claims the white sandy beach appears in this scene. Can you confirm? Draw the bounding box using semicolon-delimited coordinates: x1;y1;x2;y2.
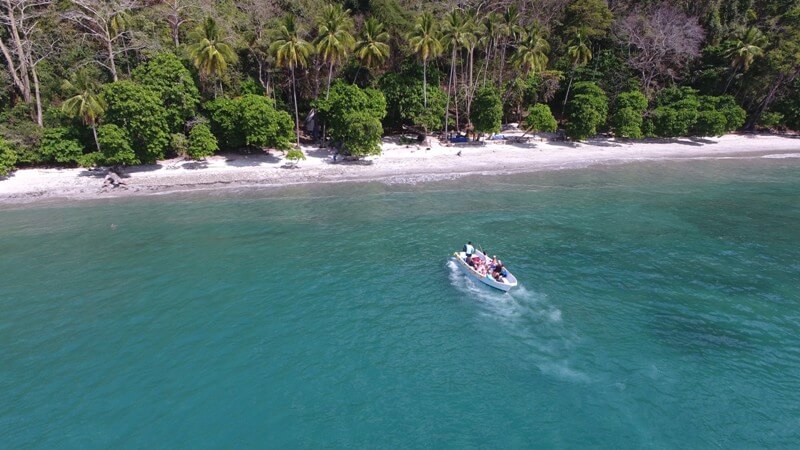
1;133;798;204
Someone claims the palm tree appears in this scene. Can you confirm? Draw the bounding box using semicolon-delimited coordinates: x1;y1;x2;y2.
724;26;767;92
270;14;315;148
481;12;502;87
354;18;390;81
407;12;443;109
513;27;550;76
315;3;355;99
562;33;592;111
461;9;481;121
498;6;524;89
443;10;469;134
61;70;106;152
187;17;238;95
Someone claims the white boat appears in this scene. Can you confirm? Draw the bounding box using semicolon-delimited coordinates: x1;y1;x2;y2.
452;250;518;292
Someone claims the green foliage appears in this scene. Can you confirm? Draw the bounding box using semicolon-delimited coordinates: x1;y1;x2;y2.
776;78;800;130
315;3;356;70
315;81;387;155
61;69;105;131
39;128;85;164
610;90;647;139
239;95;295;151
616;90;648;112
133;53;201;132
285;148;306;164
102;81;171;163
0;104;43;165
270;15;315;71
648;108;693;138
4;0;800;172
647;87;700;138
610;107;644;139
187;17;238;82
758;111;785;129
514;28;550;75
187;124;219;159
339;112;384;156
355;18;391;70
379;71;446;131
206;95;295;151
171;133;189;157
0;137;17;176
76;151;104;169
693;110;728;136
647;91;744;137
470;87;503;136
702;95;747;132
524;104;557;135
95;124;138;167
565;81;608;141
240;78;264;96
369;0;412;33
563;0;613;39
204;98;241;148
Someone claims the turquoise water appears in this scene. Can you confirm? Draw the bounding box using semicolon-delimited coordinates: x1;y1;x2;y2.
1;158;800;448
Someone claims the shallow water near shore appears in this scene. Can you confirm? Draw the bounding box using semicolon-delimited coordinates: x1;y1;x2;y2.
1;158;800;447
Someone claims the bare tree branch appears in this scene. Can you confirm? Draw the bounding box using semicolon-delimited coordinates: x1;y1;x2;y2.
615;2;704;95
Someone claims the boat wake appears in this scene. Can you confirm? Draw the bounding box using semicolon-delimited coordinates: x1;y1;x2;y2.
447;259;589;383
446;259;561;324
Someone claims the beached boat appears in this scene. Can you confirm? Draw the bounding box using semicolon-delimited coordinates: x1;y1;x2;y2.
452;250;518;292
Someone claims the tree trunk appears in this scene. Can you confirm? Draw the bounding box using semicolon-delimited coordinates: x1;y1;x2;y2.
445;48;456;135
106;37;118;81
31;64;43;127
326;61;334;99
6;1;31;99
171;23;180;48
0;38;29;102
723;67;738;94
91;122;101;152
498;40;507;90
482;40;492;87
292;66;301;147
562;72;575;115
747;71;797;130
466;46;476;122
312;61;320;101
423;58;428;108
320;62;336;147
258;60;265;89
454;57;460;133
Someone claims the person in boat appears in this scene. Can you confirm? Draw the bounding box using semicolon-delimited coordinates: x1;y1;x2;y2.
472;255;482;268
489;255;498;271
463;241;475;266
493;262;510;283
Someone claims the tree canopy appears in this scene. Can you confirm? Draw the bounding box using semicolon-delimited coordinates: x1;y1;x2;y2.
0;0;799;173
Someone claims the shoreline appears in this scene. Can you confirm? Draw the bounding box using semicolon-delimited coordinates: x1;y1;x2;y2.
1;133;798;205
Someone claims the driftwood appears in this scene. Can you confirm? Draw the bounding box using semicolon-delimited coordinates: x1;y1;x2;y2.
102;170;127;189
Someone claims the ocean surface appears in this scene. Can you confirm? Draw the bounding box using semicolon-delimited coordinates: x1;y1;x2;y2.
1;157;800;448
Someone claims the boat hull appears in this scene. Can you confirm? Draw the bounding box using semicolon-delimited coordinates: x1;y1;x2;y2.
452;251;518;292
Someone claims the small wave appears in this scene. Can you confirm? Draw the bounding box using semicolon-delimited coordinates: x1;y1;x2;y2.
761;153;800;159
538;361;591;383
